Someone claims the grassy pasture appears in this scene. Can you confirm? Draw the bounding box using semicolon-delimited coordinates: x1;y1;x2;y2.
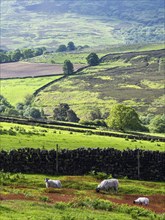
0;173;165;219
27;52;93;64
33;49;165;119
0;122;164;151
0;76;61;106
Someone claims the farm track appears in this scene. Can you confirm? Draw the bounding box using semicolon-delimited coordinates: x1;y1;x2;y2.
0;192;164;214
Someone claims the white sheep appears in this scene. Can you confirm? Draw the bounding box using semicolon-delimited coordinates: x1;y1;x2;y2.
96;179;119;193
45;178;62;188
133;197;149;205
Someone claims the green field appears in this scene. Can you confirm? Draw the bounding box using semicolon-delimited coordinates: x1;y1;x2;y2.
0;76;61;106
27;52;105;64
0;122;164;151
0;173;165;220
31;49;164;120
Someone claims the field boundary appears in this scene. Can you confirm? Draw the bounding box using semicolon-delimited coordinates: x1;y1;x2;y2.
0;116;164;142
0;147;164;181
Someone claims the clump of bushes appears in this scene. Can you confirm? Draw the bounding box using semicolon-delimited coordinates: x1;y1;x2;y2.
89;171;112;180
0;171;26;185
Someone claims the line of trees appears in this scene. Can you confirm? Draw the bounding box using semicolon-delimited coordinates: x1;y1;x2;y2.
56;41;89;52
0;94;164;133
0;47;46;63
0;95;43;120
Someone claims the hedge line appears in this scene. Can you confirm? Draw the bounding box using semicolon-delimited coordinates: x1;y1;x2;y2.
0;148;164;181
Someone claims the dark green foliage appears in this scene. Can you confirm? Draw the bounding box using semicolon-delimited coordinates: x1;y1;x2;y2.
23;107;41;119
86;53;99;66
106;104;144;131
149;114;165;133
16;103;24;111
67;41;76;51
56;44;67;52
24;94;33;106
81;119;107;127
0;47;45;63
67;109;80;123
53;103;79;122
29;108;41;119
63;60;74;75
0;95;13;114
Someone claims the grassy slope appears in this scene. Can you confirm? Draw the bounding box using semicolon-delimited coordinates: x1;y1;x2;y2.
0;173;165;220
1;1;164;50
32;49;165;119
0;122;164;151
0;76;61;106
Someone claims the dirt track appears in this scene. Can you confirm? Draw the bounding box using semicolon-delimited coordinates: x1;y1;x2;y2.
0;191;164;214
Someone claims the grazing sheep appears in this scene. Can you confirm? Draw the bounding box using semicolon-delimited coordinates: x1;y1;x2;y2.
45;178;62;188
133;197;149;205
96;179;119;193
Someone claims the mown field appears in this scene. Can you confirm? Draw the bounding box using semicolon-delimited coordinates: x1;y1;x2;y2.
0;122;164;152
32;49;165;119
0;172;165;220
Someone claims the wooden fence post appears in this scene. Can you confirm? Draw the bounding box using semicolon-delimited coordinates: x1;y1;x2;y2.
56;144;59;174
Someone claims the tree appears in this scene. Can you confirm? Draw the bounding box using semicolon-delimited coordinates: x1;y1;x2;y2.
67;109;79;122
23;107;41;119
63;60;74;75
86;52;99;66
24;94;33;106
106;104;143;131
56;44;67;52
10;49;22;61
53;103;79;122
21;48;34;59
149;114;165;133
67;41;76;51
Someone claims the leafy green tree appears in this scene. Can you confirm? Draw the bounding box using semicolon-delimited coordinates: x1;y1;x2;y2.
63;60;74;75
16;103;24;110
10;49;22;61
106;104;143;131
21;48;34;59
29;108;41;119
0;52;10;63
149;114;165;133
24;94;33;106
23;107;41;119
67;109;79;122
56;44;67;52
86;52;99;66
67;41;76;51
53;103;79;122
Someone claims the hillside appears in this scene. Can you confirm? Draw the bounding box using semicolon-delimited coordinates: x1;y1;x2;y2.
1;0;164;50
32;49;165;120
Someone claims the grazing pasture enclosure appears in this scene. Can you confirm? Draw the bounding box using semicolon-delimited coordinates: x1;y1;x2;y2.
0;76;61;106
33;49;165;119
0;62;84;79
0;122;164;152
0;173;165;220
